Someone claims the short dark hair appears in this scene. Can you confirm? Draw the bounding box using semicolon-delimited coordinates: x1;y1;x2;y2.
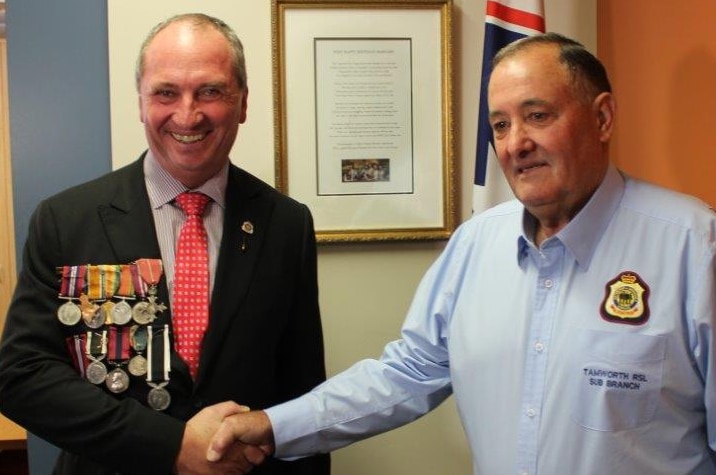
135;13;247;91
491;32;611;101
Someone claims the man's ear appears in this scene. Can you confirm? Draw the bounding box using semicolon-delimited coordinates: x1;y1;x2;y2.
594;92;616;142
239;88;249;124
138;95;145;123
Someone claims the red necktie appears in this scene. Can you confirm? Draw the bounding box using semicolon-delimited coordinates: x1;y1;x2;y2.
173;192;211;379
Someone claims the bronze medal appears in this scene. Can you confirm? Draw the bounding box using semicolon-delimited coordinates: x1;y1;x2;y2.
128;355;147;376
80;294;104;328
100;301;115;325
132;301;153;324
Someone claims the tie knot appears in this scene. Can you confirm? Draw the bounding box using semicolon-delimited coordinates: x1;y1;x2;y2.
176;192;210;217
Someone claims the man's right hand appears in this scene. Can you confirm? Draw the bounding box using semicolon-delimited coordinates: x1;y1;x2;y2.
175;401;268;475
206;410;275;465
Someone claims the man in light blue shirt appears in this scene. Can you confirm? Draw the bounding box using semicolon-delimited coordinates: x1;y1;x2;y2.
208;33;716;474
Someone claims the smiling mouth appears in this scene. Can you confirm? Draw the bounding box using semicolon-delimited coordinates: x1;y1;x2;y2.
518;163;546;174
171;132;207;144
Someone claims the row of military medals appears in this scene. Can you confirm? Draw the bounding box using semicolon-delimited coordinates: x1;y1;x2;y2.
58;259;172;411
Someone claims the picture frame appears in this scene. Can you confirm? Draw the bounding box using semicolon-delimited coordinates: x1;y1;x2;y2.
271;0;456;242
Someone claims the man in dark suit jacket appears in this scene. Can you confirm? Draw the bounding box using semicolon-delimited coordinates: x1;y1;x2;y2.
0;13;329;475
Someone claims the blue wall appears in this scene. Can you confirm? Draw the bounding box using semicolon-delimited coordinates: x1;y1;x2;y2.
7;1;112;472
7;0;112;265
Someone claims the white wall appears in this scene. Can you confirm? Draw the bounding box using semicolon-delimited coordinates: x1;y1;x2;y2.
108;2;595;473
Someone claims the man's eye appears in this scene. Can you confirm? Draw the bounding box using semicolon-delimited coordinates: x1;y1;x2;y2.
153;90;176;102
491;121;508;136
528;112;549;122
198;88;222;100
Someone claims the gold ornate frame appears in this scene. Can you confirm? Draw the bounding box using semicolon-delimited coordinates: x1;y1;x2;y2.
272;0;456;242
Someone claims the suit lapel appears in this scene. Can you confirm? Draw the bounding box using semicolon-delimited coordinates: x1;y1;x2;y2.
196;166;274;385
97;157;162;264
96;157;171;325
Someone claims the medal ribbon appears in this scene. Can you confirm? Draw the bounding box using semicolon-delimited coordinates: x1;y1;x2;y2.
60;265;87;298
85;330;107;361
146;324;170;383
130;263;147;299
66;334;88;377
116;264;136;299
108;327;131;362
102;265;120;299
135;258;163;294
130;325;148;352
86;265;105;301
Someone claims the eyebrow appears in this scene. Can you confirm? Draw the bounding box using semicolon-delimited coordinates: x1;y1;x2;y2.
146;81;231;92
145;82;176;93
489;98;552;119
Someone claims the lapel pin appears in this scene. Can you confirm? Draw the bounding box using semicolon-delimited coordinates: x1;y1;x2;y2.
241;221;254;252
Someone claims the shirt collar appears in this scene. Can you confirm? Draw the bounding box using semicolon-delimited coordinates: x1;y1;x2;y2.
143;150;229;209
517;164;625;269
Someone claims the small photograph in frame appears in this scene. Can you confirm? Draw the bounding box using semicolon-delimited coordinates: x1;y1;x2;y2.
272;0;456;242
340;159;391;186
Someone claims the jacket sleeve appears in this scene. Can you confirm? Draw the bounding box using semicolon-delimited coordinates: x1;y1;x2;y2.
273;204;330;473
0;199;185;475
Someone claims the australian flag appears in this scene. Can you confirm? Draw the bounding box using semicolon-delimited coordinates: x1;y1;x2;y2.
473;0;545;213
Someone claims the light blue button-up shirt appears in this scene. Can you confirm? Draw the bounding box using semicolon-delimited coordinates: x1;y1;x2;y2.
267;165;716;474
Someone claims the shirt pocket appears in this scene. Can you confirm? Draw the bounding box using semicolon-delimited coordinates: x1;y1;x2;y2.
569;329;665;431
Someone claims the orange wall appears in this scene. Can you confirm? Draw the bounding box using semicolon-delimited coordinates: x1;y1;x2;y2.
598;0;716;207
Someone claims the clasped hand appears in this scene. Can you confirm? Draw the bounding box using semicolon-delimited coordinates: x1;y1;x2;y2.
175;401;275;475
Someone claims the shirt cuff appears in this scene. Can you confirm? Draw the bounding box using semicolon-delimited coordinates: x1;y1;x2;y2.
265;395;319;459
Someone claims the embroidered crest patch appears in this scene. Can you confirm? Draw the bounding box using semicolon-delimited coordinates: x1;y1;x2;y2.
600;271;650;325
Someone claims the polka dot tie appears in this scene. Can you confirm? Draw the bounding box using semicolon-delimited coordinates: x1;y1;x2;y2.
173;192;211;379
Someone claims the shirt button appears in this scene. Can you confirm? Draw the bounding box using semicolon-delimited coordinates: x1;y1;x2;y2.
526;408;537;418
534;342;545;352
544;279;553;288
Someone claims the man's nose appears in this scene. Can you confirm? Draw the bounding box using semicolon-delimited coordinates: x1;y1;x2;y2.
173;94;203;127
505;123;535;159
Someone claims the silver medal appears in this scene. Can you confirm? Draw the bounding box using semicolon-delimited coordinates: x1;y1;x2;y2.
57;301;82;326
111;300;133;325
147;386;171;411
105;367;130;394
86;361;108;385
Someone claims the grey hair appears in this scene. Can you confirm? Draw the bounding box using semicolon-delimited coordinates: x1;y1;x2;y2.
492;32;611;101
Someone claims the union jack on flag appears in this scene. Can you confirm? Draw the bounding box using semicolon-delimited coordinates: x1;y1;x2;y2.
473;0;545;213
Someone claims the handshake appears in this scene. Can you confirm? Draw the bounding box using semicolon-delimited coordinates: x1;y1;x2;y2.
176;401;276;475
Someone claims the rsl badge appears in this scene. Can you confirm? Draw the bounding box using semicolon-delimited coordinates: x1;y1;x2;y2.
600;271;650;325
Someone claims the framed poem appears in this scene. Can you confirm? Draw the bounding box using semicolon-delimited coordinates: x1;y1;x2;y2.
271;0;456;242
